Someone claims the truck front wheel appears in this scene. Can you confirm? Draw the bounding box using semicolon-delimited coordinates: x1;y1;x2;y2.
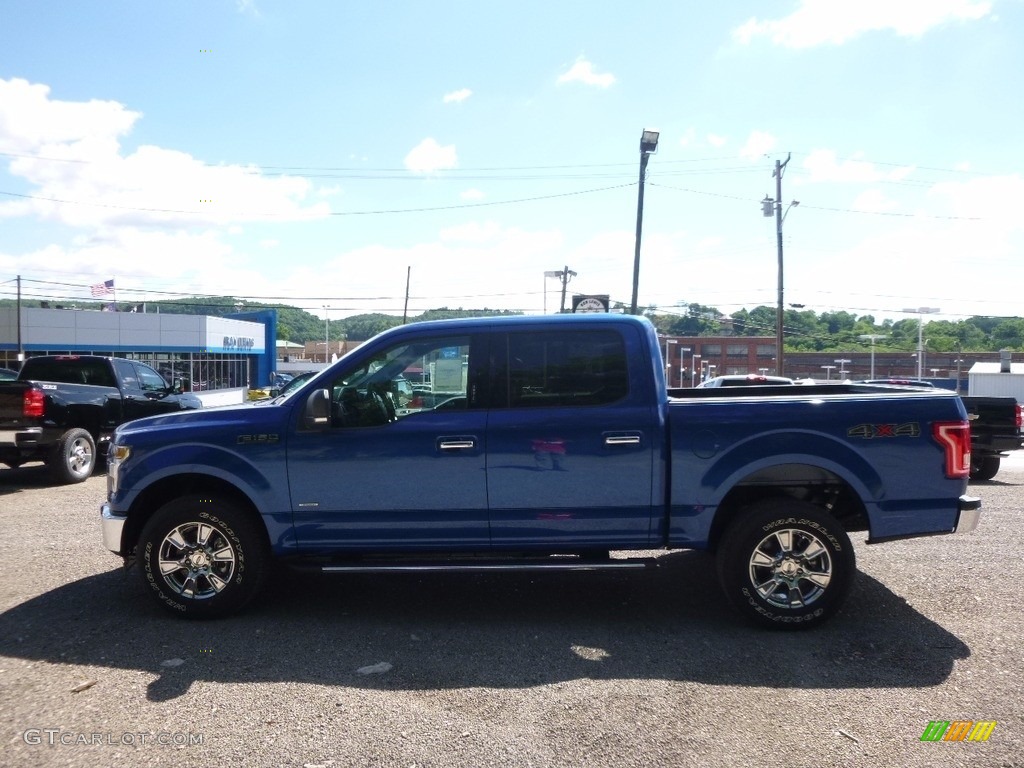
969;455;1000;482
138;495;268;618
716;500;855;629
48;428;96;484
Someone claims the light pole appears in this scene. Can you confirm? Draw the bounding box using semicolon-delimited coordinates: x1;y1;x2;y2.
834;358;851;379
821;364;836;381
859;334;888;379
903;307;940;379
762;153;797;377
543;270;563;314
630;129;660;315
680;347;691;388
662;337;677;382
692;354;701;387
323;304;330;363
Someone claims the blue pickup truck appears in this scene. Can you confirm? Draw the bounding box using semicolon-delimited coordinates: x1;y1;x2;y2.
101;314;979;628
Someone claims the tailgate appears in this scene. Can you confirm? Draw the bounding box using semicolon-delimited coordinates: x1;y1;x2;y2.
0;383;31;427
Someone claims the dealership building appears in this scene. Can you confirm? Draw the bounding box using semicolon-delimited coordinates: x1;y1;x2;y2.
0;306;278;405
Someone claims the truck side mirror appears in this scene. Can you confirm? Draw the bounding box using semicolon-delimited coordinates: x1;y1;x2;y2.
303;389;331;430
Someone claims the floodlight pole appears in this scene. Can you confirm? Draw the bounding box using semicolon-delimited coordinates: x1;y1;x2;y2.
630;130;660;315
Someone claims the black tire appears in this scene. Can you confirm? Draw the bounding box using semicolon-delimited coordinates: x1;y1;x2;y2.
969;455;1000;482
138;495;269;618
48;428;96;484
716;499;855;629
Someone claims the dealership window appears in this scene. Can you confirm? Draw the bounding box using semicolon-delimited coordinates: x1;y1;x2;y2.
727;344;748;357
700;344;721;356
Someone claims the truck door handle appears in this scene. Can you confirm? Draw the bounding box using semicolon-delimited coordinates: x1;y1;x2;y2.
604;434;642;446
438;438;476;451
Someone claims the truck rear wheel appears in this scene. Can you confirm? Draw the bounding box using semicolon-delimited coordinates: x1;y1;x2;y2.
716;499;855;629
969;455;1000;481
48;428;96;484
138;495;268;619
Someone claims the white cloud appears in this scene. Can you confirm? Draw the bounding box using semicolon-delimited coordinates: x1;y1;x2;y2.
733;0;993;48
404;138;458;175
0;77;330;228
460;188;485;200
443;88;472;104
850;189;899;214
321;224;565;312
929;173;1024;227
738;131;776;159
801;149;914;183
678;128;697;147
707;134;728;148
557;57;617;88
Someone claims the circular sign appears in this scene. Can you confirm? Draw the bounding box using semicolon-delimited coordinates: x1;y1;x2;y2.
574;297;606;313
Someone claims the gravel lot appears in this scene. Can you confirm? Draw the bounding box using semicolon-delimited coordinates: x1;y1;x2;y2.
1;455;1021;768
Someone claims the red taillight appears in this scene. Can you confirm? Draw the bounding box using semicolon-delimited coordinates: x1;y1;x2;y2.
23;389;45;418
1015;403;1022;430
933;420;971;479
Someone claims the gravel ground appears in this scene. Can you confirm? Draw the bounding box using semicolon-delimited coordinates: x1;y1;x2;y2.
1;455;1021;768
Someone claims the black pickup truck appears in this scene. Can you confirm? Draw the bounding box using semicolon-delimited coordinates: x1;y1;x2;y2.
962;395;1023;480
863;380;1021;480
0;356;201;484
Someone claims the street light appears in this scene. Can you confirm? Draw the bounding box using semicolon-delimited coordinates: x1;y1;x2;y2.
903;307;940;379
762;153;797;376
630;129;660;316
821;364;836;381
323;304;330;363
859;334;888;379
834;358;851;378
543;270;563;314
680;347;691;388
659;335;675;385
692;354;701;387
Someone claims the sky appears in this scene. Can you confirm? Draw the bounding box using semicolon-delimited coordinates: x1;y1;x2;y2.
2;0;1023;327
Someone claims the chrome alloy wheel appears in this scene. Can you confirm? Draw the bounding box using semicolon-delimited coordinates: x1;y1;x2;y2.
157;521;237;599
67;434;93;474
748;527;833;609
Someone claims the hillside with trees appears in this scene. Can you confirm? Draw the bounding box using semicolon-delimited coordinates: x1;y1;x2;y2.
4;296;1023;354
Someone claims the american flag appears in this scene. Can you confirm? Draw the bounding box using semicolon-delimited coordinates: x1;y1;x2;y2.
91;279;114;297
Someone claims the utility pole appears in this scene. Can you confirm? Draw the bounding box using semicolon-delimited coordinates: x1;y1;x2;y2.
402;266;411;324
558;265;577;313
773;153;790;377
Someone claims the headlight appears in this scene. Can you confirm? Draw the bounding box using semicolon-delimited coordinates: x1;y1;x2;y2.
106;444;131;496
108;444;131;463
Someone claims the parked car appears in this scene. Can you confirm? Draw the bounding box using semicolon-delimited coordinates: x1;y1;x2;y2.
0;367;18;381
265;370;318;399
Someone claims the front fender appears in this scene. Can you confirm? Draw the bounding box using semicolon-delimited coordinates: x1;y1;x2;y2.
112;442;289;518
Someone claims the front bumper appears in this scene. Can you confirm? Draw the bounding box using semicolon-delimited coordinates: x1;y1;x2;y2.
955;495;982;534
101;502;127;553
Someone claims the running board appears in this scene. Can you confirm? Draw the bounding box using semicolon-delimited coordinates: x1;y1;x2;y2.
320;559;653;574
